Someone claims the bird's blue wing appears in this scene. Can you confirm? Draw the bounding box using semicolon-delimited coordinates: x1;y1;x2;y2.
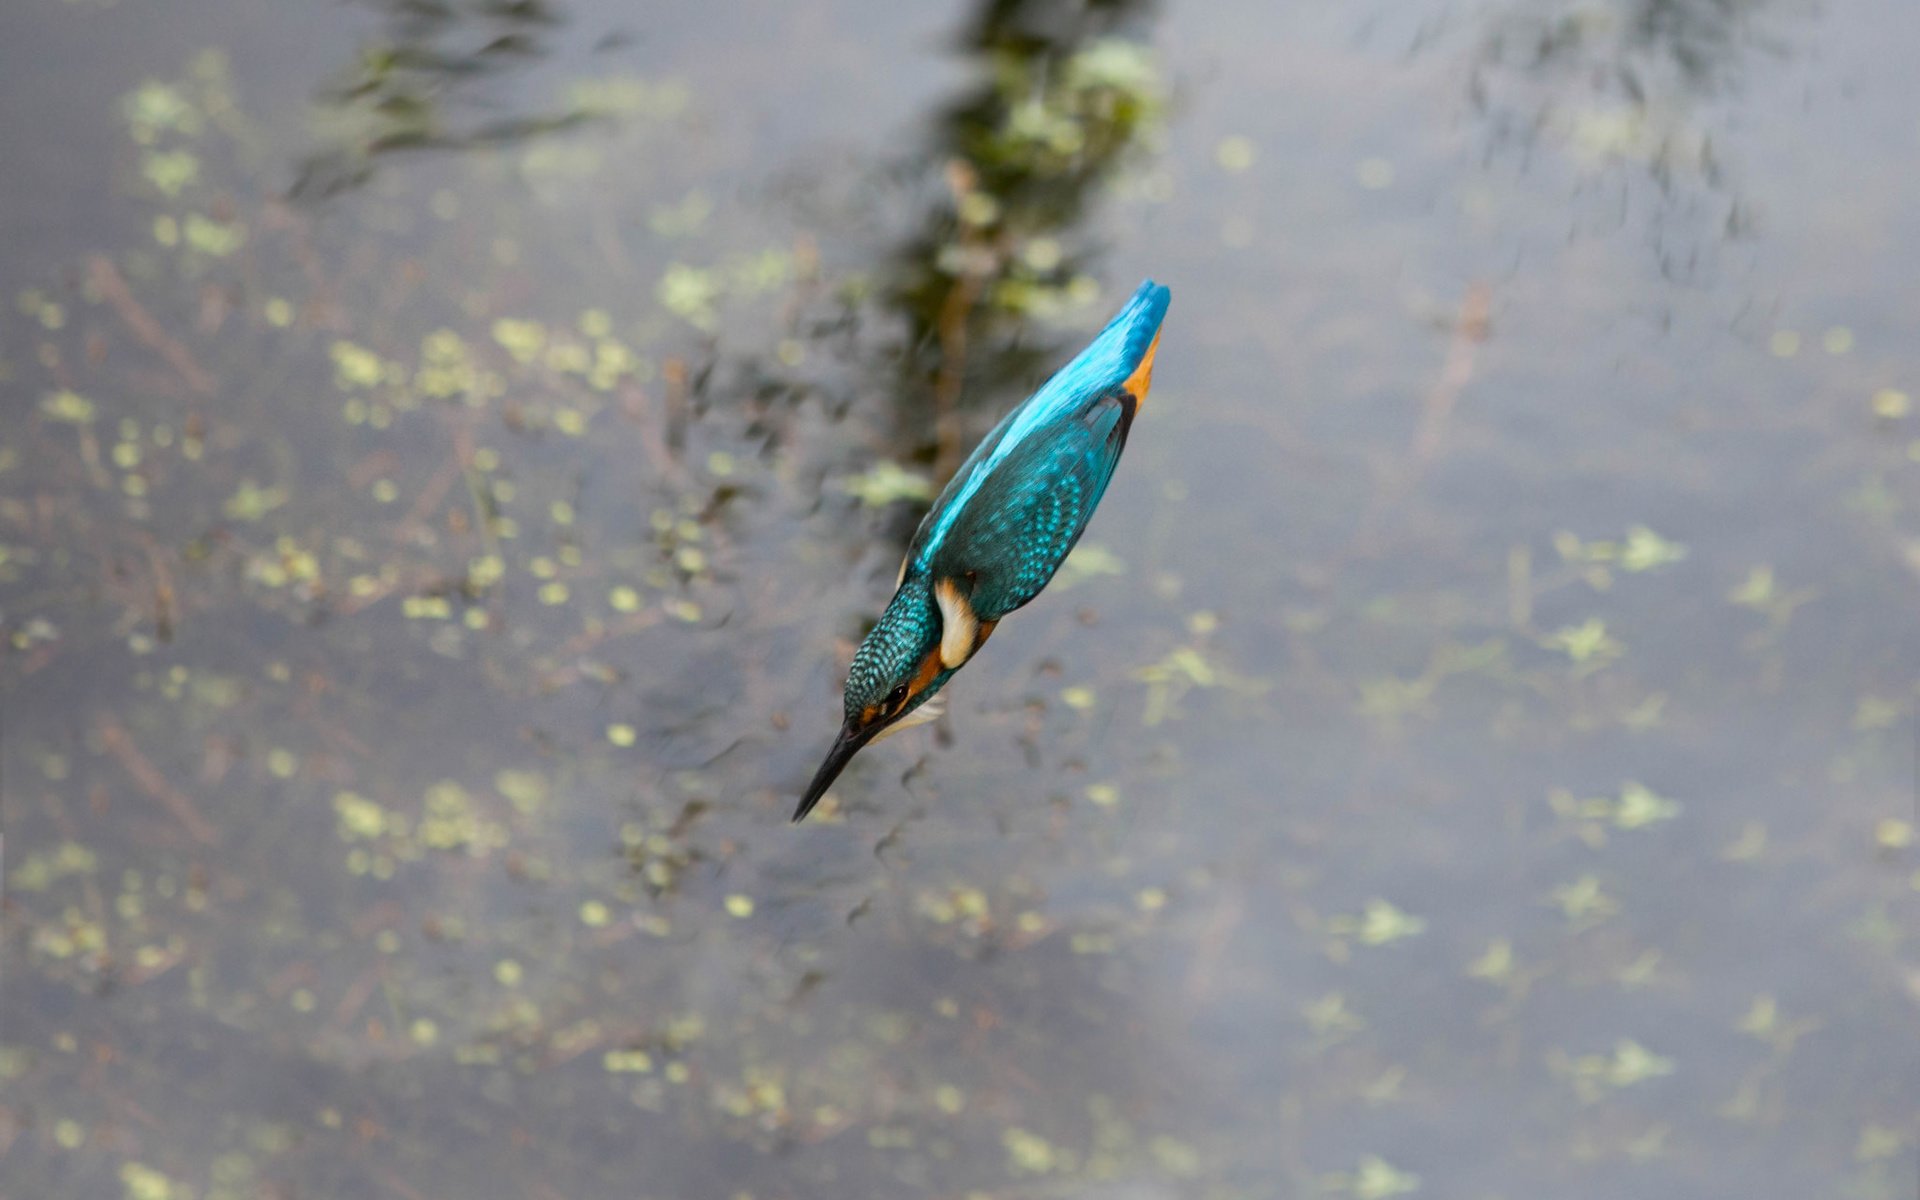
924;391;1133;620
909;280;1168;575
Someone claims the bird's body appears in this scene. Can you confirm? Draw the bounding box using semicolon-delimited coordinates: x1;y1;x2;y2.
795;279;1170;821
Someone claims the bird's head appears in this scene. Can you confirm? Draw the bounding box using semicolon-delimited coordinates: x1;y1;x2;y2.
794;585;954;821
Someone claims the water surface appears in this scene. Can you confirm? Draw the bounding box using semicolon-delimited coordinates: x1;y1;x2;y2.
3;0;1916;1197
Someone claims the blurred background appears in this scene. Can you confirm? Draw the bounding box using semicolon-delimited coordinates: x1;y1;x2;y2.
2;0;1916;1197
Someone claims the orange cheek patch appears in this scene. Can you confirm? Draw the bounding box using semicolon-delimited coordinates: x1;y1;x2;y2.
1122;329;1161;406
907;647;945;699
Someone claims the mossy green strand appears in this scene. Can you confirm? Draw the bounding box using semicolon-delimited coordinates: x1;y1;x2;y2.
796;280;1170;821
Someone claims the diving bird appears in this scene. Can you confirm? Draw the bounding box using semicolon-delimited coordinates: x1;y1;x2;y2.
794;279;1170;821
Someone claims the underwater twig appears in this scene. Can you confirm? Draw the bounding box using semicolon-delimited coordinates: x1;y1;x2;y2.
930;160;991;480
136;534;176;642
1412;281;1491;465
618;380;688;488
374;1169;432;1200
932;268;985;480
96;715;220;844
328;962;385;1032
1351;281;1492;556
398;448;464;540
87;256;217;396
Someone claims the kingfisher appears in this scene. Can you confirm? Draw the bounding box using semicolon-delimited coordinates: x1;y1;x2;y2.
794;279;1170;821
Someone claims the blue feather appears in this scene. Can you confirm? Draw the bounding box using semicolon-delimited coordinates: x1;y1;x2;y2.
795;279;1169;821
914;279;1169;568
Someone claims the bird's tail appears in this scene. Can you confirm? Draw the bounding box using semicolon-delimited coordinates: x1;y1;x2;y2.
1102;279;1171;376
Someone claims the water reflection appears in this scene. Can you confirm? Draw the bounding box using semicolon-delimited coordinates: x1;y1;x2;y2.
2;0;1916;1196
1475;0;1779;97
878;0;1164;477
293;0;606;198
1463;0;1787;269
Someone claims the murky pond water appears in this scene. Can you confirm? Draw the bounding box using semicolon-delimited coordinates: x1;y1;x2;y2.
3;0;1916;1197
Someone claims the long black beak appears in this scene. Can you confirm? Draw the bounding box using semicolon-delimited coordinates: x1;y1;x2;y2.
793;721;875;822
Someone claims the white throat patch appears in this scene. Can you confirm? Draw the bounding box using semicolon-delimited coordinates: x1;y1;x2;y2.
933;577;979;669
873;694;944;742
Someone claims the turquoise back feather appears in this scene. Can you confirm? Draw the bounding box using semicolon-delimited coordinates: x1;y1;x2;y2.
796;279;1169;821
912;279;1170;571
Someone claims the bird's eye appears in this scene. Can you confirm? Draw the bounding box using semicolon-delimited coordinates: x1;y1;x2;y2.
886;684;910;709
